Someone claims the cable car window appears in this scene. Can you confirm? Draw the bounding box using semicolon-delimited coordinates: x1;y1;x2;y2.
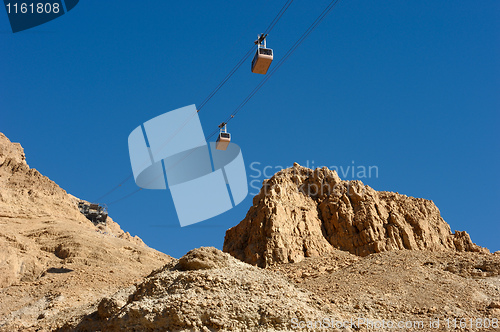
259;48;273;56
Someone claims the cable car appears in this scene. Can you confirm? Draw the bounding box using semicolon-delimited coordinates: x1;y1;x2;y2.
251;34;273;75
216;123;231;150
78;201;108;224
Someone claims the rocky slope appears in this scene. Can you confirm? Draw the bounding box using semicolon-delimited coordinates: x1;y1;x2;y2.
60;247;338;332
0;132;78;220
270;249;500;331
0;133;172;331
61;248;500;332
224;163;485;267
2;132;498;332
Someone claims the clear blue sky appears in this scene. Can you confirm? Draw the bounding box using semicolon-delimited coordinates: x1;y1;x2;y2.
1;1;498;257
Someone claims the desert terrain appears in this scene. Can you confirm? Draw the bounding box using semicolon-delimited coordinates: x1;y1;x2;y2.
1;132;498;331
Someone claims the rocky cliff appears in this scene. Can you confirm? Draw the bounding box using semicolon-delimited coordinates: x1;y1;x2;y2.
224;163;484;267
0;133;172;331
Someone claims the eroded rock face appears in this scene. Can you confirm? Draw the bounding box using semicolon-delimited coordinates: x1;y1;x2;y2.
0;132;79;219
66;247;335;332
224;163;485;267
0;132;173;331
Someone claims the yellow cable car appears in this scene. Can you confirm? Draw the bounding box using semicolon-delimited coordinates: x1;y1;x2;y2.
251;34;273;75
216;123;231;150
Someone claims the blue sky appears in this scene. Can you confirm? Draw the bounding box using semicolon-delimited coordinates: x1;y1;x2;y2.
1;0;498;257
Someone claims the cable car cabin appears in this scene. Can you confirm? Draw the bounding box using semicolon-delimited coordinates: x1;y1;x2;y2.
78;201;108;225
251;48;273;74
216;132;231;150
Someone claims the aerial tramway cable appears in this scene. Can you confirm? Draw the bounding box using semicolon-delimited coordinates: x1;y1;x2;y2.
93;0;294;203
197;0;294;111
107;0;343;206
222;0;342;126
107;128;221;206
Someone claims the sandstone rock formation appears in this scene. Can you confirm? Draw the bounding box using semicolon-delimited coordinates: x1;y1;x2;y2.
0;133;80;220
0;132;172;331
3;132;498;332
61;247;336;332
224;163;485;267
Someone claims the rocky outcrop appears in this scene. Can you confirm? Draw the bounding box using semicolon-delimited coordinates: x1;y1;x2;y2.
0;132;81;220
224;163;485;267
63;247;336;332
0;132;172;331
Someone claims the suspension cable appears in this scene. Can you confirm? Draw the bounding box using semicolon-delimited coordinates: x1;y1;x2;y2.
92;1;295;203
107;128;221;206
263;0;294;35
106;0;343;206
223;0;342;125
197;0;294;112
